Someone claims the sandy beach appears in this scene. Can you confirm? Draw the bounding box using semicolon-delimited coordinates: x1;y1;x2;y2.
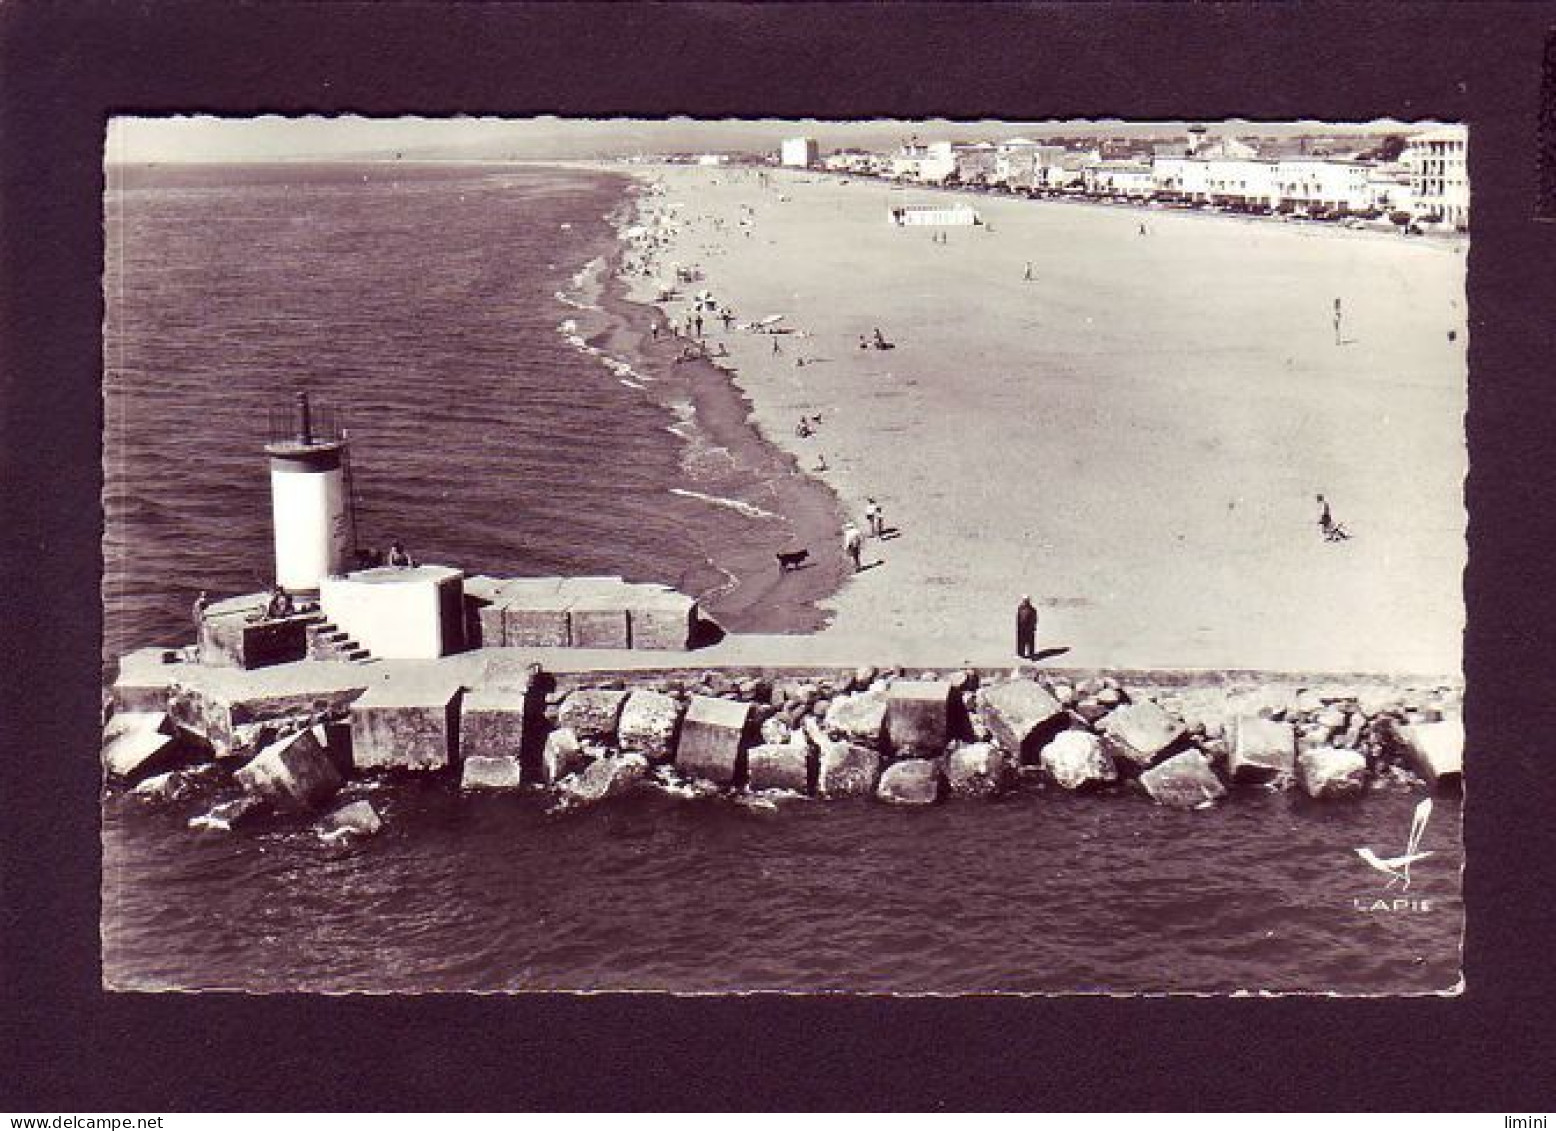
617;165;1466;676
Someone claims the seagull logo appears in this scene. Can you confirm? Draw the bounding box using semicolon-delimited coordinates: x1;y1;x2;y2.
1355;798;1434;891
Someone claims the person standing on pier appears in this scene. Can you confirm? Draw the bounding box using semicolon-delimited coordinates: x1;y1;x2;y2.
1015;595;1039;660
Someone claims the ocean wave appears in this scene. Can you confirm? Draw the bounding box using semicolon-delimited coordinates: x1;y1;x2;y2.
618;378;646;390
554;290;599;312
669;487;778;521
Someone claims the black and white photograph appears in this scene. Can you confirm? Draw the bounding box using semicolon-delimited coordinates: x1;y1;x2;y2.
98;114;1468;995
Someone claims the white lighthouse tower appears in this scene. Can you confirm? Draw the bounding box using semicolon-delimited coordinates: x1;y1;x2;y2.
265;391;351;596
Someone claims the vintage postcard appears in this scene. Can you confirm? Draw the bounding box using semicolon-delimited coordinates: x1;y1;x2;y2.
100;115;1466;994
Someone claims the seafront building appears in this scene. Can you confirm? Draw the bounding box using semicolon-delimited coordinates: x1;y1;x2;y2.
993;139;1068;190
818;123;1467;230
1404;124;1469;229
1083;159;1154;199
950;141;999;184
780;137;819;169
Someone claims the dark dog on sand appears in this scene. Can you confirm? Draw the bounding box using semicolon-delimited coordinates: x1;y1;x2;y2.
776;549;811;572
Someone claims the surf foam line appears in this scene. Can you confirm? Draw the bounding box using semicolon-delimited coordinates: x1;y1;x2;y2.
555;318;655;385
669;488;779;521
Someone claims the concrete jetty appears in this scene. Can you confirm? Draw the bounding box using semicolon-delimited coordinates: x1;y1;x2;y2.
107;599;1465;831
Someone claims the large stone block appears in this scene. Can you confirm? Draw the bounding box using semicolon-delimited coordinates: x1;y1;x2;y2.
165;669;367;759
476;602;510;648
235;727;343;812
617;689;683;762
1099;699;1185;770
944;742;1008;798
320;799;382;838
1397;719;1463;789
811;725;879;799
503;602;572;648
675;695;752;786
628;590;699;650
977;680;1065;762
199;598;318;670
1229;717;1296;783
1039;729;1117;790
568;598;632;649
561;752;649;805
746;741;811;793
885;680;954;755
111;647;181;714
876;758;944;805
825;688;888;745
101;712;178;781
459;688;530;761
461;755;525;791
1138;751;1227;809
538;727;588;785
350;682;462;771
557;689;630;745
1297;746;1368;800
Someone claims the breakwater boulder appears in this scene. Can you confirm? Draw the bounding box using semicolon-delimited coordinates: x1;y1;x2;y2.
461;755;525;791
1138;751;1226;809
944;742;1007;798
675;695;753;786
1228;717;1296;783
876;759;944;805
102;711;180;782
1296;746;1368;800
1396;719;1463;790
132;770;194;804
539;727;587;786
977;680;1065;762
1039;729;1116;790
617;689;683;762
809;721;879;799
825;687;888;746
558;689;630;746
320;799;383;838
459;688;533;764
747;738;812;793
561;752;649;806
350;681;462;772
885;680;955;754
1099;699;1185;771
235;727;343;813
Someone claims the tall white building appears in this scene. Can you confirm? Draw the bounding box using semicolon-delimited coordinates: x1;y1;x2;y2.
1404;125;1469;229
781;137;819;168
1274;158;1372;214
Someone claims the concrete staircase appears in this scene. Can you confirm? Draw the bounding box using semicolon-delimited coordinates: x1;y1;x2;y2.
306;621;374;664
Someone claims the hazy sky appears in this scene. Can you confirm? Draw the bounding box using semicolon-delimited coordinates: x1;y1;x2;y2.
107;115;1434;164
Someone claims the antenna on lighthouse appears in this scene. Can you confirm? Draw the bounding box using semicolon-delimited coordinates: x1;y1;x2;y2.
264;390;351;596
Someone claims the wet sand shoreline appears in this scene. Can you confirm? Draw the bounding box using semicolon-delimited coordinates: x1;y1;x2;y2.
583;205;852;635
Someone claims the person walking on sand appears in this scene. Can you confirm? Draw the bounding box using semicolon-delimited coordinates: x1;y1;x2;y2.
772;335;782;356
865;497;882;538
1332;297;1344;346
192;590;210;635
1016;595;1039;660
694;312;704;338
843;523;864;572
650;320;660;341
1024;261;1033;282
